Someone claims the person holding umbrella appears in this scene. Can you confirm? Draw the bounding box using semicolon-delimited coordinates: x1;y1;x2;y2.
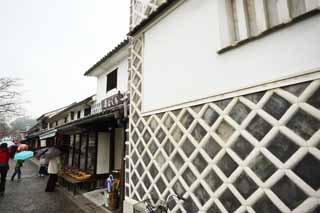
0;143;12;196
45;147;62;192
11;158;24;181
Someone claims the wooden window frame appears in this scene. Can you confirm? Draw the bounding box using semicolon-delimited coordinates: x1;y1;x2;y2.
106;69;118;92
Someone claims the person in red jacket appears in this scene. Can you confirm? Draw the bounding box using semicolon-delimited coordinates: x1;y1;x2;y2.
0;143;12;196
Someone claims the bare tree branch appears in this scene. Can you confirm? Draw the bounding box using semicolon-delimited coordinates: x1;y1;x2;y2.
0;77;22;119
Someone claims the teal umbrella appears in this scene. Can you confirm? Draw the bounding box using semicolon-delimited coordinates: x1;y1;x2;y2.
14;151;34;160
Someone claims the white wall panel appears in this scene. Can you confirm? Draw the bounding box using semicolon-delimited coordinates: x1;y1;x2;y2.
143;0;320;113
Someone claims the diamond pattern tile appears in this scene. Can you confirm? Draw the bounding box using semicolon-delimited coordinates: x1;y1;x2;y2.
247;115;272;141
182;167;196;187
231;135;254;160
137;162;144;176
267;132;299;162
220;188;241;212
263;93;291;120
164;165;175;183
244;91;265;104
155;152;165;168
131;172;139;185
202;106;219;126
271;175;307;210
164;114;175;131
142;151;151;166
156;127;166;143
149;163;159;179
217;153;238;177
293;153;320;190
253;194;281;213
286;109;320;140
137;141;144;154
132;151;139;165
193;153;208;173
156;176;166;194
150;186;160;204
193;183;210;205
203;137;222;159
180;110;194;129
307;87;320;109
149;117;158;132
183;196;199;212
164;139;175;157
216;120;235;142
234;172;258;199
249;153;276;181
191;123;207;142
205;169;222;193
229;101;251;124
172;152;184;171
137;120;145;133
207;202;221;213
181;138;195;158
173;180;186;197
143;174;151;189
215;99;232;110
148;140;158;155
143;130;151;143
171;126;184;143
137;184;145;199
282;81;310;97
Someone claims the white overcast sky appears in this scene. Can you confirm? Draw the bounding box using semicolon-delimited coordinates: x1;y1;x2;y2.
0;0;129;118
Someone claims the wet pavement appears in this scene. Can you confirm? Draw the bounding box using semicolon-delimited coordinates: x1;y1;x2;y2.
0;159;84;213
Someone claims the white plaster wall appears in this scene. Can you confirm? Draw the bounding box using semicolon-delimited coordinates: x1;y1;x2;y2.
96;57;128;103
143;0;320;113
97;132;110;174
114;128;124;170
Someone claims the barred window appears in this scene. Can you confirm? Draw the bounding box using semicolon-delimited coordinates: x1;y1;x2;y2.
218;0;319;51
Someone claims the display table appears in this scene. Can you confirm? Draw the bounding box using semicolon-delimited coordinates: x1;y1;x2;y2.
59;174;95;195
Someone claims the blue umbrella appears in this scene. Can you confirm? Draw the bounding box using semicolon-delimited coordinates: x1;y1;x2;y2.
14;151;34;160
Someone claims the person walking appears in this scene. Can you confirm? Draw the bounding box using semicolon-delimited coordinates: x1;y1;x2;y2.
0;143;12;196
45;156;61;192
38;156;48;177
11;159;24;181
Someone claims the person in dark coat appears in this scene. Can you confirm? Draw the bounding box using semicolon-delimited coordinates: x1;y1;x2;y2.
0;143;12;196
11;159;24;181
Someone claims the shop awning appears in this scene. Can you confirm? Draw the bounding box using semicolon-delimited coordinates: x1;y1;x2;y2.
39;129;57;140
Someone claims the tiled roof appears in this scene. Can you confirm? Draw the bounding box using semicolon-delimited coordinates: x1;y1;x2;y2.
84;39;129;76
128;0;180;36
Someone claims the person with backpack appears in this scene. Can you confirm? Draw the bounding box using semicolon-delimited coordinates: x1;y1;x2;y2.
0;143;12;196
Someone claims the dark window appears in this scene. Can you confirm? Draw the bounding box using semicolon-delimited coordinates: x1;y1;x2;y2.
49;123;53;128
106;69;117;92
55;121;58;127
84;107;91;116
64;117;68;123
70;111;74;120
77;111;81;119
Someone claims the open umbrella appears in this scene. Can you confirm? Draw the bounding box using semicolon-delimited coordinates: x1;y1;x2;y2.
18;144;29;151
35;148;49;158
14;151;34;160
0;141;17;147
43;147;61;159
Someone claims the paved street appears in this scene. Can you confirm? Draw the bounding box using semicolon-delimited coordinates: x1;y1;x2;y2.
0;160;84;213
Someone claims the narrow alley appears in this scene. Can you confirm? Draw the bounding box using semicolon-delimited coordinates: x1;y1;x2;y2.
0;160;83;213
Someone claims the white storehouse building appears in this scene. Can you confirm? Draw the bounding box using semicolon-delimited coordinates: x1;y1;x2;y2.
124;0;320;212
